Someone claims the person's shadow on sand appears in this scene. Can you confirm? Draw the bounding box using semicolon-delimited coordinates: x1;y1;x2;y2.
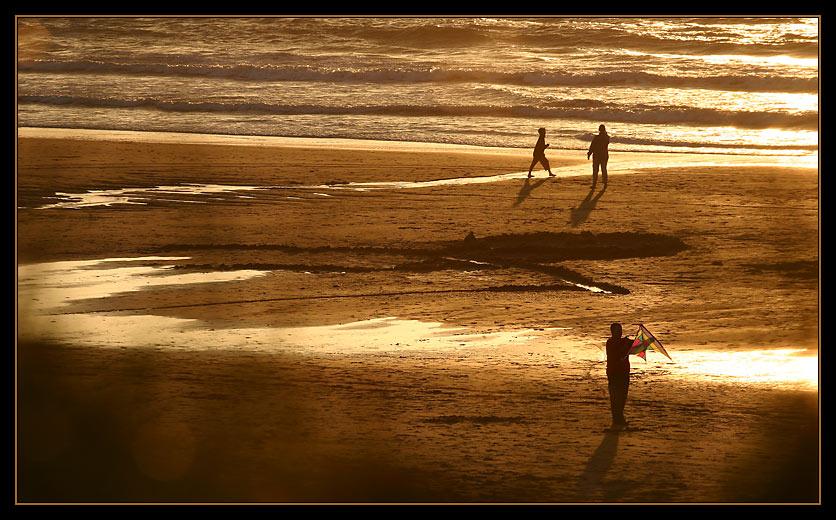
576;431;621;500
569;185;607;227
513;177;548;207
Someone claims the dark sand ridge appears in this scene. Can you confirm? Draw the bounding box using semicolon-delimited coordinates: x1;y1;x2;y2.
32;231;690;322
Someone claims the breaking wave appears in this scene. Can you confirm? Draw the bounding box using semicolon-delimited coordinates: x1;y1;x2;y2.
18;59;818;94
18;94;818;131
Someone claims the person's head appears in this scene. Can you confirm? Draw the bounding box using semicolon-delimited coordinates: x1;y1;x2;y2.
610;322;622;338
538;127;546;135
599;124;607;133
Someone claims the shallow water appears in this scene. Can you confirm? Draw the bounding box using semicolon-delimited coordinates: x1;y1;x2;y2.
17;256;817;391
34;184;268;210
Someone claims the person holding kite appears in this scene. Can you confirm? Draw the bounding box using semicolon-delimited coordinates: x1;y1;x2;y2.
605;322;633;430
605;322;673;431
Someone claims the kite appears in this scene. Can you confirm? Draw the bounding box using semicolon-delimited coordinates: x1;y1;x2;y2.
629;324;673;361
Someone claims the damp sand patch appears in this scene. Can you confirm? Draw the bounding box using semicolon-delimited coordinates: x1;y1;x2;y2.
743;260;818;280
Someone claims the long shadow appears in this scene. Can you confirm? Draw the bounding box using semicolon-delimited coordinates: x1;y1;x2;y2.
576;431;620;500
569;185;607;227
513;177;548;207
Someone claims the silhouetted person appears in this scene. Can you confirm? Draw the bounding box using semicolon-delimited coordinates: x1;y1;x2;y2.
528;127;555;178
605;322;633;430
587;124;610;187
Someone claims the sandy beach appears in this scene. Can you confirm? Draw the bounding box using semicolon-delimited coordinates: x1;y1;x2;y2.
16;128;819;504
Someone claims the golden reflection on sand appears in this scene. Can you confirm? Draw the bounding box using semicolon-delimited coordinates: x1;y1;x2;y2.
17;257;817;391
659;349;818;390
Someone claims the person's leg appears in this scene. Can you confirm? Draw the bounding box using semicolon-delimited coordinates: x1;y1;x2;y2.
601;156;608;185
619;375;629;424
592;158;600;186
607;379;622;424
528;157;538;177
542;157;554;176
608;375;628;425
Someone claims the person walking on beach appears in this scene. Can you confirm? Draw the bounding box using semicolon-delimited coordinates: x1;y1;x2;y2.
605;322;633;430
587;124;610;188
528;127;555;178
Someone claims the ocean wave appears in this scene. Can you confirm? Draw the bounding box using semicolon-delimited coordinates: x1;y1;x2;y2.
348;22;492;48
18;95;818;131
260;18;819;57
603;135;818;152
18;59;818;93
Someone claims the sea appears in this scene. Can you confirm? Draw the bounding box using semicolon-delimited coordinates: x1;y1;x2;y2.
17;16;818;158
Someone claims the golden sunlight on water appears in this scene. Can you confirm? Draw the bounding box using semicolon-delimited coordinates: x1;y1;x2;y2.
638;349;818;390
620;50;818;68
16;20;52;61
18;257;818;391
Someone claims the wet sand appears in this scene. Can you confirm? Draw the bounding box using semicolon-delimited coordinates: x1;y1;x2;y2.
16;129;819;504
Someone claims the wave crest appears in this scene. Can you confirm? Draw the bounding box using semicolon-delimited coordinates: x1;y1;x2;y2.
18;59;818;94
18;94;818;131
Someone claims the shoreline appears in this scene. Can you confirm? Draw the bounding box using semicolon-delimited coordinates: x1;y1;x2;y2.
17;126;536;156
16;126;819;167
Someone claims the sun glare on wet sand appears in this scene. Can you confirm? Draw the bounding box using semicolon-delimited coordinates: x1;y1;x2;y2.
19;256;818;391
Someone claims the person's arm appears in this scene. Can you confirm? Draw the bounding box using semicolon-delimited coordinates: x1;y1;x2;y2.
587;136;596;159
621;337;634;359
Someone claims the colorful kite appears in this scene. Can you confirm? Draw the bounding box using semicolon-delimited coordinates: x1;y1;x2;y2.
630;324;673;361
